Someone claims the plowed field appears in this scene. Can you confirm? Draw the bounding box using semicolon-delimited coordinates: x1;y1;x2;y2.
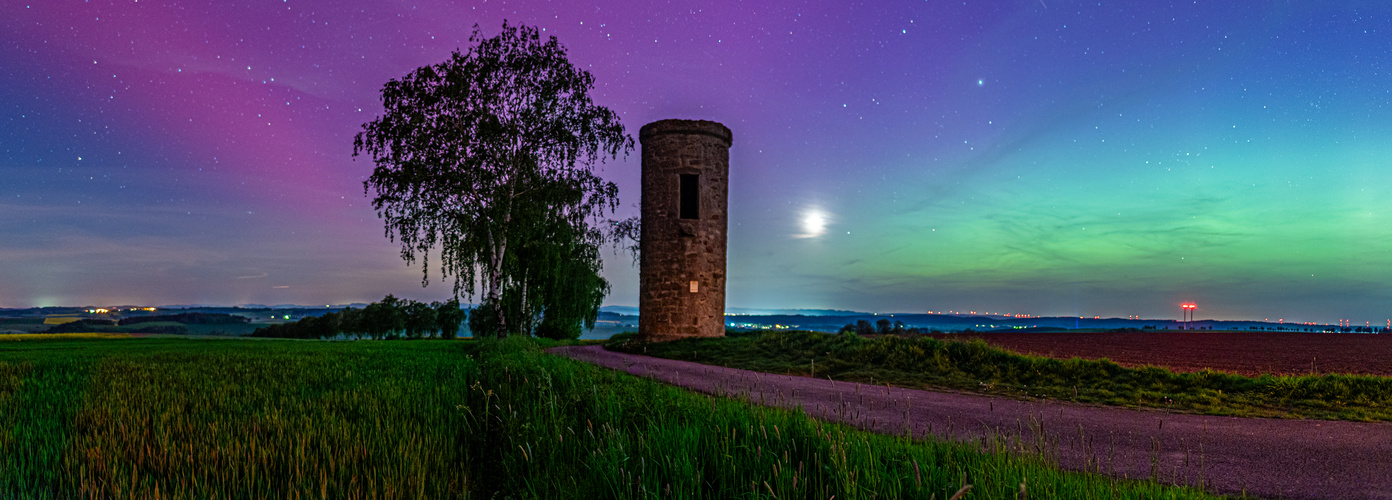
941;330;1392;376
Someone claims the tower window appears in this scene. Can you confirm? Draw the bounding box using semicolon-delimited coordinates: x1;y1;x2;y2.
679;174;699;220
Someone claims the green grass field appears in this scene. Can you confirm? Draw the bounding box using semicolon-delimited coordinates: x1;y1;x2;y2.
0;318;50;333
0;335;1229;499
0;332;132;341
124;320;263;335
611;330;1392;421
0;318;264;335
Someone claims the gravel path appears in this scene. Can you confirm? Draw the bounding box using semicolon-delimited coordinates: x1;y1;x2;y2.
550;345;1392;500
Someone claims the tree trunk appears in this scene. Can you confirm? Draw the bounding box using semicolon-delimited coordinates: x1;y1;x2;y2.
519;277;529;336
489;201;514;339
487;156;523;339
488;237;507;339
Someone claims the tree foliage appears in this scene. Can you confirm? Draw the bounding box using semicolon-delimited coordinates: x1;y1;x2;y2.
354;22;630;338
404;300;438;339
251;296;466;340
436;298;466;340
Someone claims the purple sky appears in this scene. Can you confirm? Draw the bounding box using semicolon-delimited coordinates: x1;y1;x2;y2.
5;1;1392;324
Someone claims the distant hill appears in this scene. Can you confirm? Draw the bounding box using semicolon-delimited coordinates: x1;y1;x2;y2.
598;306;869;317
119;313;250;326
726;308;869;316
44;319;187;334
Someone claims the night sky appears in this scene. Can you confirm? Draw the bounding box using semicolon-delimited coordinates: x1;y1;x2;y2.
4;1;1391;324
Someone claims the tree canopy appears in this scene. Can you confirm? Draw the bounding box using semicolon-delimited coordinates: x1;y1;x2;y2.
354;22;631;338
250;295;466;340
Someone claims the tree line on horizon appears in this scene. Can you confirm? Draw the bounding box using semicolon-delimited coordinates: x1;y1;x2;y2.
838;319;941;336
250;295;465;340
247;293;594;340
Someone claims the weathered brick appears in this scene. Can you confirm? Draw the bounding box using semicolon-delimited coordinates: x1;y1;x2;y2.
638;119;731;341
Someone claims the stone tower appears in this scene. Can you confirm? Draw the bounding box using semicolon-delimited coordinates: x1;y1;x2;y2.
638;119;732;341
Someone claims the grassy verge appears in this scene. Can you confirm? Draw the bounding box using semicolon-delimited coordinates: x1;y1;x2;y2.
609;330;1392;421
1;335;1227;498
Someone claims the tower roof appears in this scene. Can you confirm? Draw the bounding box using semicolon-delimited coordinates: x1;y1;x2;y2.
639;119;732;146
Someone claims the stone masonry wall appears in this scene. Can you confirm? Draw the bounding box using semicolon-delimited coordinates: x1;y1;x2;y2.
638;119;732;341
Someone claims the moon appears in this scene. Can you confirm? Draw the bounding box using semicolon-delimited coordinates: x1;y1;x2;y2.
797;208;829;238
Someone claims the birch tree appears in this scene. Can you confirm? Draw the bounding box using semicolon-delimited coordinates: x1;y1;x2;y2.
355;21;629;337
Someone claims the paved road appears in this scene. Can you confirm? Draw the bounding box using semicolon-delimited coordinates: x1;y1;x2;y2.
550;345;1392;500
